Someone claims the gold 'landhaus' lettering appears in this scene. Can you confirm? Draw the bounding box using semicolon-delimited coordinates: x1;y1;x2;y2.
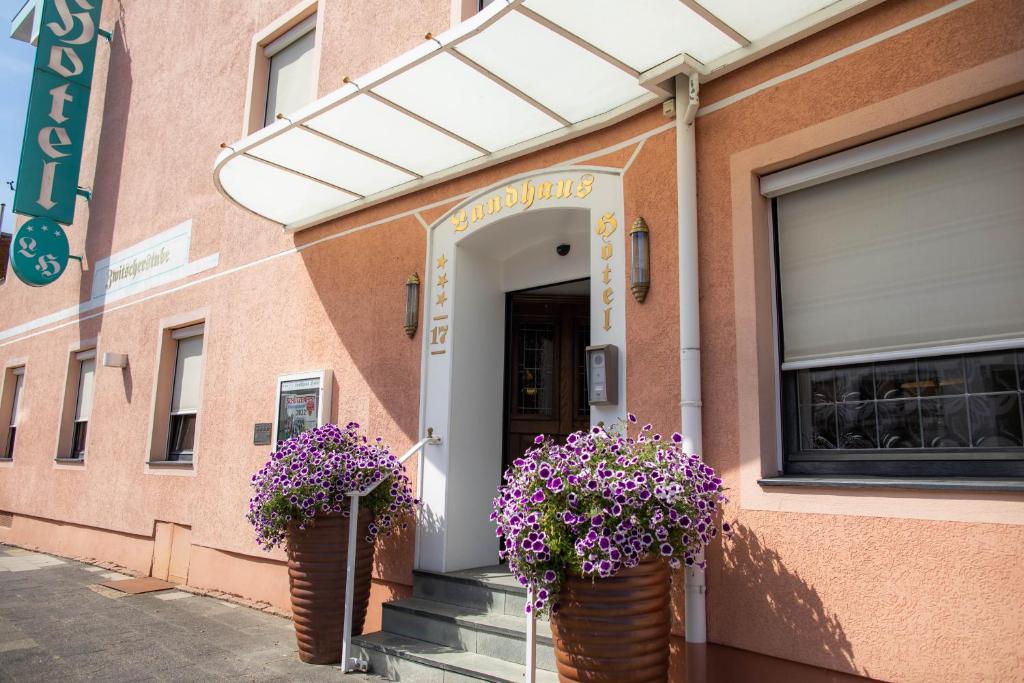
448;174;600;234
451;209;468;232
576;174;594;198
520;181;535;209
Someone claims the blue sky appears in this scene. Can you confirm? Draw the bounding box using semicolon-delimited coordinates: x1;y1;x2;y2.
0;22;35;234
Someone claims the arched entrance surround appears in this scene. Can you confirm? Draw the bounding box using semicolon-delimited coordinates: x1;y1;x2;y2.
417;167;627;572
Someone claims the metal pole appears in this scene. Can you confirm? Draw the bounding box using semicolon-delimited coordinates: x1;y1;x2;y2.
525;584;537;683
341;492;360;672
0;203;6;234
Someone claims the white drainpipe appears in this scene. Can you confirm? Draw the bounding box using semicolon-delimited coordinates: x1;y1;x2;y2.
676;72;707;644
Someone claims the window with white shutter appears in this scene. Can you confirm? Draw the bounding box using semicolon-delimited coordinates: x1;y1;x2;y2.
766;104;1024;477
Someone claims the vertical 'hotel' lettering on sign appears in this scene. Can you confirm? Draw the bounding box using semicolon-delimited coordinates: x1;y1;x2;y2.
14;0;104;226
595;212;617;331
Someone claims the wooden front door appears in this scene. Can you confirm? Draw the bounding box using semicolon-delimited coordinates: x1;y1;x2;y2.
503;293;590;475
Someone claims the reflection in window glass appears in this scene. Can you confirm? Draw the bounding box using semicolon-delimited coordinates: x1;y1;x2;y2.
517;324;554;415
792;350;1024;452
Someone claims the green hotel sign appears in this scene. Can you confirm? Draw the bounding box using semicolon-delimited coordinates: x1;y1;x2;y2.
13;0;104;227
9;217;70;287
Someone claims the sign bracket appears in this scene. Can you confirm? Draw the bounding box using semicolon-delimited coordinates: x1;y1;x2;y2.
77;187;92;202
98;28;113;42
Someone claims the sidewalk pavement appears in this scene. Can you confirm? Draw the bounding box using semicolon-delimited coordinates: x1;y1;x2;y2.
0;544;383;682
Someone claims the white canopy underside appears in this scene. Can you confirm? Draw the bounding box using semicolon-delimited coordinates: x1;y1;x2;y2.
214;0;881;232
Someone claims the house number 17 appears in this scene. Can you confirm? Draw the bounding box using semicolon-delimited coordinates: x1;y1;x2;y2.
430;325;449;345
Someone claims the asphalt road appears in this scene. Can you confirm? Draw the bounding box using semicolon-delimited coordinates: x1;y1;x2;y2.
0;544;382;682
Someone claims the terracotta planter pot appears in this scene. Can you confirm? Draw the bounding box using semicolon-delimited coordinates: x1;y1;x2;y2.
550;555;671;682
286;509;374;664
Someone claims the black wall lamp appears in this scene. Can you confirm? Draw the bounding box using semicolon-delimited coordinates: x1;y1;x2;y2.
404;273;420;338
630;217;650;303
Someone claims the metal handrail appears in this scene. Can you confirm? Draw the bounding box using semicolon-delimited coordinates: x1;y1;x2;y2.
525;585;537;682
341;430;441;674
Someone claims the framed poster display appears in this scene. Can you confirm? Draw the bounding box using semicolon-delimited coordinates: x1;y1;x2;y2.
272;370;333;444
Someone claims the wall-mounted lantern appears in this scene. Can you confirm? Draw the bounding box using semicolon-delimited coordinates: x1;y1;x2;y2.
630;217;650;303
405;273;420;338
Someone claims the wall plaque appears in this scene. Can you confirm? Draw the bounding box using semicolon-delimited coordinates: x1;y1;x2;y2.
253;422;272;446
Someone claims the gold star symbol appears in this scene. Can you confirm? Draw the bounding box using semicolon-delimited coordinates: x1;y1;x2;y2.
436;291;448;306
437;274;448;288
436;254;448;269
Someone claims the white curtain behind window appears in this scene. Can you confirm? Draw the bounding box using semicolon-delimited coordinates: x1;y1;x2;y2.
264;17;316;127
75;359;95;421
777;125;1024;363
9;372;23;426
171;335;204;413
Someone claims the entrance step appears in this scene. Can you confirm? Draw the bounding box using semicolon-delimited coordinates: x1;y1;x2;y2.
355;632;559;682
412;566;529;617
358;565;560;681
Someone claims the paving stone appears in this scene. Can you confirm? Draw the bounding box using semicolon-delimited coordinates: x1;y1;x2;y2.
0;638;37;653
153;590;193;601
0;543;382;682
98;571;130;580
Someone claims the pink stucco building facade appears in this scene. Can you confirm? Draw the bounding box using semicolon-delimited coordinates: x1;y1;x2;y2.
2;1;1023;680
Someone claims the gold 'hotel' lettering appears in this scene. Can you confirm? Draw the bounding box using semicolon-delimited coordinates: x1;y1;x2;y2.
595;211;618;332
451;174;595;233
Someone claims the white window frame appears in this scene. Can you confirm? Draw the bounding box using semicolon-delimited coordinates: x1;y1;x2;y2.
166;324;205;462
242;0;321;135
264;14;316;59
262;13;317;128
763;95;1024;477
69;349;96;460
3;367;25;460
272;369;333;445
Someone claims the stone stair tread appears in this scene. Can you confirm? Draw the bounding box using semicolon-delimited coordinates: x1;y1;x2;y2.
385;596;552;640
415;566;527;595
354;631;560;683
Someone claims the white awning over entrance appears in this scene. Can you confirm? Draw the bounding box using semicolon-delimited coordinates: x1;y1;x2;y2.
213;0;881;232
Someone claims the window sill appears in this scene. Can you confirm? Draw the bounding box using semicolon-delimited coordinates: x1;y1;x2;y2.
758;475;1024;493
54;457;84;464
146;460;194;468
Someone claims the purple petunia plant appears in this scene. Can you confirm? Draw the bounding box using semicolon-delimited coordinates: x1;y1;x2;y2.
491;415;730;615
247;422;418;551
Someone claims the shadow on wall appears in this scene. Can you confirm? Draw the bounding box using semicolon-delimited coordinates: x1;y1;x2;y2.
75;2;133;346
718;524;871;682
372;488;443;584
